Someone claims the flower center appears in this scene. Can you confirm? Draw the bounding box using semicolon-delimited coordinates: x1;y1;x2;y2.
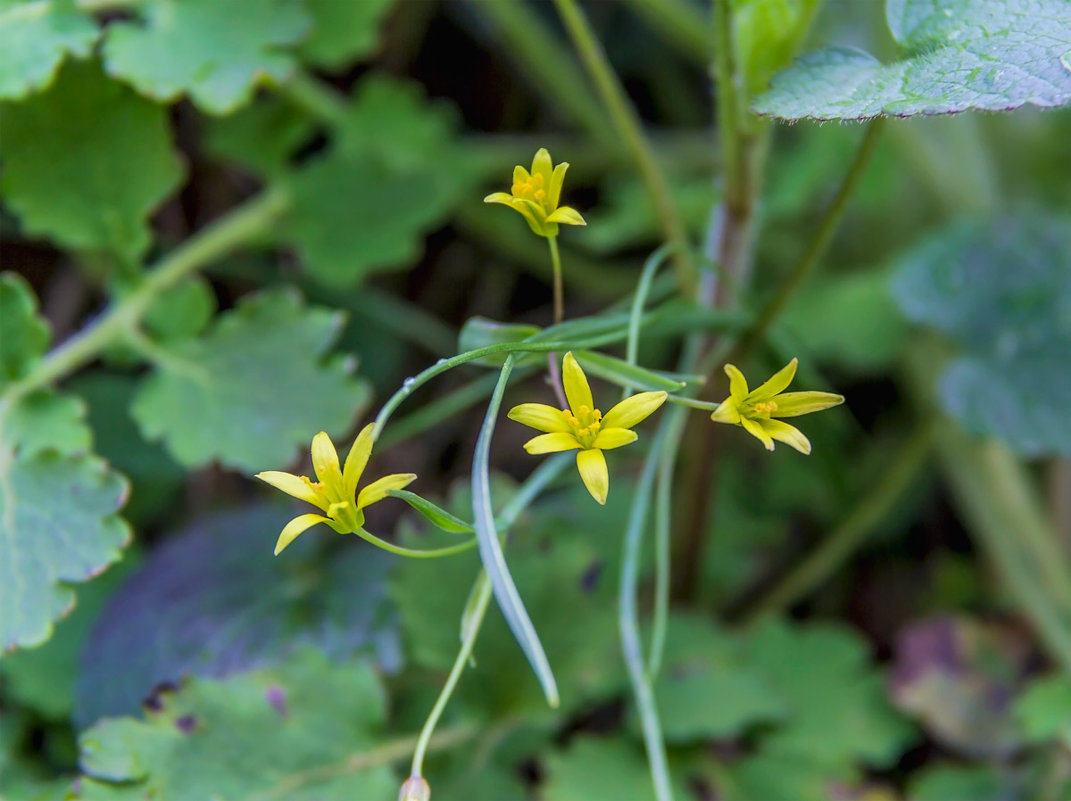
752;400;778;416
562;405;602;448
511;172;548;207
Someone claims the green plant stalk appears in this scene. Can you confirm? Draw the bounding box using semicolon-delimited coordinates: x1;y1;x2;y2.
622;0;710;65
473;0;615;149
621;422;674;801
0;188;289;411
351;527;476;559
552;0;698;298
712;0;743;221
548;236;565;325
740;420;937;624
624;244;678;400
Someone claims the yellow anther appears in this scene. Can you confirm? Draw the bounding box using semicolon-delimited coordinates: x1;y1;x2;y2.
531;173;544;187
579;405;590;416
594;409;602;420
590;421;600;431
754;401;779;414
534;189;546;201
578;427;589;436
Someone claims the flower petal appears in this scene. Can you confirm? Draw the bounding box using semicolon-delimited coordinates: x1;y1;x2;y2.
771;391;845;418
562;351;594;414
275;513;332;555
751;358;798;401
739;415;775;451
548;161;568;210
343;424;374;499
523;432;580;454
576;448;609;505
357;473;418;509
531;147;553;185
545;206;586;226
724;363;750;402
709;397;740;424
508;403;571;433
311;431;340;485
484;192;515;205
760;418;812;454
592;427;637;450
601;391;667;430
513;165;530;186
255;470;324;509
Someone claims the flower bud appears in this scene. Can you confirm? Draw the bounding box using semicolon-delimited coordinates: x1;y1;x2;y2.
398;775;431;801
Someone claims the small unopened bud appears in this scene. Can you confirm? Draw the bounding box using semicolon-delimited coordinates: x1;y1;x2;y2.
398;775;431;801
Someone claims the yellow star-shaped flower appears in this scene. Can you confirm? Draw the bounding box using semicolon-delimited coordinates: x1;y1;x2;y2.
484;147;586;238
256;424;416;555
508;352;666;505
710;358;844;454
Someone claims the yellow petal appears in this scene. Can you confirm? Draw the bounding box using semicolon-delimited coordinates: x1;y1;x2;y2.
723;363;750;402
546;206;586;226
484;192;515;205
255;470;325;510
709;397;740;424
511;198;549;236
523;432;581;454
531;148;553;185
275;513;331;555
310;431;340;485
752;358;798;401
760;418;812;454
357;473;418;509
548;161;568;210
601;391;667;430
562;352;593;414
592;427;637;450
508;403;571;433
770;391;845;418
343;424;374;499
740;415;775;451
576;448;608;505
513;165;530;186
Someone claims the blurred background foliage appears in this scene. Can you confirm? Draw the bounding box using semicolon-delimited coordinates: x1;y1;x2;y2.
1;0;1071;799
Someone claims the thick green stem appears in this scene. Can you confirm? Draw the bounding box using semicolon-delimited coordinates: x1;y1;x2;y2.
552;0;697;297
740;421;936;623
0;188;289;410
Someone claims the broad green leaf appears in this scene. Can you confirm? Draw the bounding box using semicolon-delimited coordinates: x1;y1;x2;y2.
142;275;216;342
755;0;1071;120
299;0;395;70
732;0;822;97
907;765;1012;801
1014;675;1071;745
891;213;1071;455
282;76;479;285
387;489;475;534
0;450;130;651
743;619;915;768
4;389;92;455
204;94;316;178
0;0;98;99
131;287;370;472
652;614;784;742
0;59;183;265
722;753;856;801
457;317;542;367
0;273;49;387
75;505;398;725
74;651;395;800
102;0;310;115
543;737;691;801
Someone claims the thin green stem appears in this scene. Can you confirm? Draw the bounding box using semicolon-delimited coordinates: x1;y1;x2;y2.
624;244;677;401
352;527;476;559
734;118;886;358
0;188;289;411
548;236;564;326
552;0;697;298
740;421;937;624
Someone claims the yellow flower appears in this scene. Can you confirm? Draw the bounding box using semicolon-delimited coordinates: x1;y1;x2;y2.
484;147;586;238
256;424;416;555
710;358;844;454
508;352;666;505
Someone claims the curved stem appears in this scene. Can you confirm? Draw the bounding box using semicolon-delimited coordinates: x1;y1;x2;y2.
624;244;678;401
552;0;697;298
352;528;476;559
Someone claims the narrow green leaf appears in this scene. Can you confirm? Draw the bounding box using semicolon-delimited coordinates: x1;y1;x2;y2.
457;317;542;367
471;356;559;707
574;350;687;393
388;489;474;534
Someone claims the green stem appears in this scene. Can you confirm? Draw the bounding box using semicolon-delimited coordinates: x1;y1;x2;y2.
712;0;744;217
0;188;289;410
473;0;613;148
740;420;936;624
623;244;678;401
734;118;885;358
548;236;564;326
552;0;697;298
352;527;476;559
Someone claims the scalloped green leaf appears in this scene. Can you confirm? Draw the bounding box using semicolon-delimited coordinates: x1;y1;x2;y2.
130;287;370;472
0;0;98;100
754;0;1071;120
74;651;395;800
0;59;183;264
102;0;310;115
891;213;1071;455
0;273;49;387
299;0;395;70
1014;675;1071;745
